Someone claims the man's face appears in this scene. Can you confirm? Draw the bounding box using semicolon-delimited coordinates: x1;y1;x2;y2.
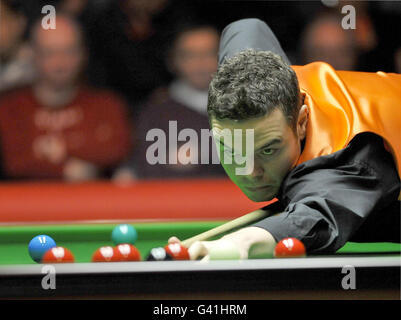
172;28;218;91
33;19;85;89
211;109;302;202
305;21;356;70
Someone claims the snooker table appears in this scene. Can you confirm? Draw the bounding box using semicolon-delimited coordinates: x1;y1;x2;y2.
0;180;399;299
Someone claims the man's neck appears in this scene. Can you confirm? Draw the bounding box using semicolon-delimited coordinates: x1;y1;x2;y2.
33;82;79;109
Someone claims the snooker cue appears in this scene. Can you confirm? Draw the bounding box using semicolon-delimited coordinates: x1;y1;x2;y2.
181;208;273;248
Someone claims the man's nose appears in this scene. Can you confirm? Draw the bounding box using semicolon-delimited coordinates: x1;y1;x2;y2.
249;163;264;178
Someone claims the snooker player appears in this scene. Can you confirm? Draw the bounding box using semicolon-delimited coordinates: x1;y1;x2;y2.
169;18;401;260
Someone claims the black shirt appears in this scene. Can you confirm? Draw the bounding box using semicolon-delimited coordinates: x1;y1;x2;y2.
254;133;400;253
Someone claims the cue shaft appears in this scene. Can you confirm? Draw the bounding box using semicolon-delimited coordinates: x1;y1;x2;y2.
181;208;272;248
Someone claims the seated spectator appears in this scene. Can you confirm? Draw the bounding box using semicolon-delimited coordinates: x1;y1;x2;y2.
86;0;172;111
44;0;107;43
114;24;225;181
298;11;358;70
86;0;198;115
0;0;35;93
0;15;132;181
338;0;377;53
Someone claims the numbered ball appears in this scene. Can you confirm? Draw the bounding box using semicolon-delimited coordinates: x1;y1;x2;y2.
115;244;141;261
28;235;57;263
146;247;173;261
111;224;138;245
42;247;75;263
92;246;123;262
274;238;306;258
164;243;190;260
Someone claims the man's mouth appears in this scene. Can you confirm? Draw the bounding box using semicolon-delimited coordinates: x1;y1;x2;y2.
243;185;271;192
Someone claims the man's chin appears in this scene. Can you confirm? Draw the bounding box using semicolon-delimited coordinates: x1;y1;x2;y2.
243;190;276;202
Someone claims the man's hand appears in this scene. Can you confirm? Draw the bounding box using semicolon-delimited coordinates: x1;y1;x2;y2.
33;134;67;164
63;157;98;182
168;227;276;260
112;167;138;184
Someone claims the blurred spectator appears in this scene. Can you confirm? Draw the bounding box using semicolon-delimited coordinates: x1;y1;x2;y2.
114;24;225;181
43;0;108;42
298;11;358;70
53;0;102;35
315;1;399;73
0;15;132;181
0;0;35;93
86;0;195;115
355;1;401;73
338;0;377;53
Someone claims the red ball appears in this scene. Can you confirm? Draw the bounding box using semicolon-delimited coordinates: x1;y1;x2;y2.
92;246;122;262
164;243;190;260
274;238;306;258
115;244;141;261
42;247;75;263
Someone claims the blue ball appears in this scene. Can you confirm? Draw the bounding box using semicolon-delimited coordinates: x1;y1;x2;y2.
111;224;138;245
28;235;57;263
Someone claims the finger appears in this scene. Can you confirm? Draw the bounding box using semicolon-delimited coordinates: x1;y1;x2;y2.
168;236;181;244
189;240;221;260
188;241;208;260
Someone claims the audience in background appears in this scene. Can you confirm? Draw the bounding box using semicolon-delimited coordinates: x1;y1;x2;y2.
338;0;377;53
0;0;35;93
355;1;401;73
43;0;108;54
0;15;131;181
86;0;193;115
298;12;358;70
18;0;105;38
277;0;398;72
114;24;225;181
51;0;103;35
0;1;398;183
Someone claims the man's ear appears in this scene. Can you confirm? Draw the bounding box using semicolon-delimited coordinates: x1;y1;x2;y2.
297;104;308;140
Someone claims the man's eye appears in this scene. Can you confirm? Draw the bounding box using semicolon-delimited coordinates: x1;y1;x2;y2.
261;148;275;156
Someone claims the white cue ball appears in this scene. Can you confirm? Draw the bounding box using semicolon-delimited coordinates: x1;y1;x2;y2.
208;240;241;260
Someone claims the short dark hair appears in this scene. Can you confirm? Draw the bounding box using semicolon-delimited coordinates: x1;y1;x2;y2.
207;49;301;129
